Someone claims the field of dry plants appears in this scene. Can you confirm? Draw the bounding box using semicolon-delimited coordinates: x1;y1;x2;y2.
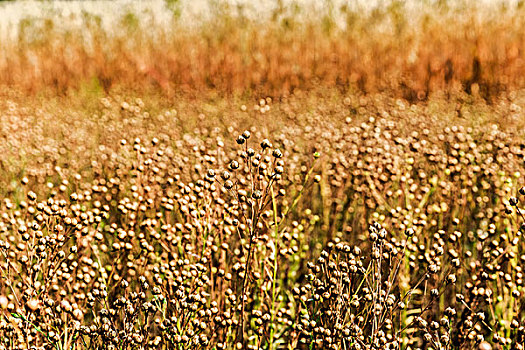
1;1;525;349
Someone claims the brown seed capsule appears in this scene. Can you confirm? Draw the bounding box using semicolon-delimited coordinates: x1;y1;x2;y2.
261;139;272;149
272;149;283;158
26;299;40;312
478;342;492;350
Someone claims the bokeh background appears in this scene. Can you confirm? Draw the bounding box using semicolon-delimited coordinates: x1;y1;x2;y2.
1;0;524;100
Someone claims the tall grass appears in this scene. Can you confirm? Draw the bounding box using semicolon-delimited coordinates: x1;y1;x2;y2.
1;0;525;99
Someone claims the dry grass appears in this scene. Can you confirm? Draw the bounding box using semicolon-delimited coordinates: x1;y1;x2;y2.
0;88;525;349
1;1;525;99
1;1;525;349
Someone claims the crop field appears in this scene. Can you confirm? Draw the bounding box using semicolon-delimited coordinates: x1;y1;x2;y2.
1;1;525;349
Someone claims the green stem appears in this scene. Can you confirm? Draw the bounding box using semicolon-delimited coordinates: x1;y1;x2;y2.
268;185;279;350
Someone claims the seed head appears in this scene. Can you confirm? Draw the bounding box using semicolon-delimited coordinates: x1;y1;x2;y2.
261;139;272;149
27;299;40;311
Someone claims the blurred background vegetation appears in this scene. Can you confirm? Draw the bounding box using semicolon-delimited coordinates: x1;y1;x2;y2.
0;0;524;101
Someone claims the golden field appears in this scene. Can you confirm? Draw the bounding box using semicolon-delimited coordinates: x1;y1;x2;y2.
0;1;525;349
0;0;525;99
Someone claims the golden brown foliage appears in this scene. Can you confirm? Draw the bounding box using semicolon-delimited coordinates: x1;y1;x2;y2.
1;2;525;99
0;89;525;349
